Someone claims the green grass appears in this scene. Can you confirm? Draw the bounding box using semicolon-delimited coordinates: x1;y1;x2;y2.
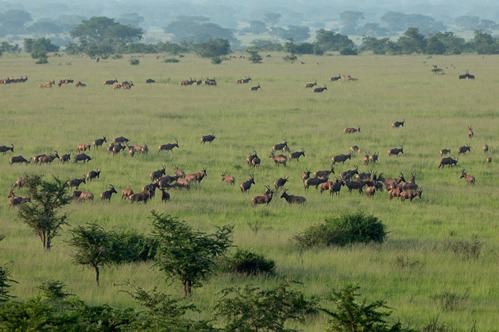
0;53;498;330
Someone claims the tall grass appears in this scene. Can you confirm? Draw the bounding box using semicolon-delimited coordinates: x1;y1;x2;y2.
0;53;498;330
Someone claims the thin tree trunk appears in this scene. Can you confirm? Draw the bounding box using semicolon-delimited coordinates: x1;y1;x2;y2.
183;279;191;297
95;265;100;286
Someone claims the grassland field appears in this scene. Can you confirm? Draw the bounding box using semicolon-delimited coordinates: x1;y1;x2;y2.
0;53;498;331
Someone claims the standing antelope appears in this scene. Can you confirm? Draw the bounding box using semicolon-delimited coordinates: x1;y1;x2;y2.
150;165;166;181
289;149;305;162
388;147;404;156
159;139;179;152
100;185;118;201
221;172;235;185
332;153;351;164
438;157;458;168
93;137;106;148
201;134;216;144
457;145;471;154
0;144;14;153
344;127;360;134
251;186;274;206
467;127;474;139
240;175;255;193
392;120;405;128
460;169;475;185
280;189;306;204
77;143;91;152
273;177;288;190
269;152;287;167
305;81;317;88
250;84;261;91
272;140;290;152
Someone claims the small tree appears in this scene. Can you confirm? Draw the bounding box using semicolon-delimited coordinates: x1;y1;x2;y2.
246;47;263;63
151;212;233;297
215;281;317;331
67;223;113;286
17;175;70;251
0;266;16;303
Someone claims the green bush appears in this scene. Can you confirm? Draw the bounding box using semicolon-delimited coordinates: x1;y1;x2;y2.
294;211;386;248
222;249;275;275
211;56;222;64
130;58;140;65
164;58;180;63
109;231;158;263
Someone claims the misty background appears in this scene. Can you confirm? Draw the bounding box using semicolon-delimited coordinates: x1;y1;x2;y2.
1;0;498;48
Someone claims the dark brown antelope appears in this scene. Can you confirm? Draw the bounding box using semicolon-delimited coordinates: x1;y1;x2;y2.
240;175;255;193
0;144;14;153
332;153;351;164
59;153;71;163
392;120;405;128
247;151;261;168
460;169;475;185
237;76;252;84
289;149;305;161
482;144;489;153
67;177;86;190
457;145;471;155
300;169;311;182
369;152;379;164
100;185;118;201
280;189;306;204
93;137;106;148
250;84;261;91
251;186;274;206
388;147;404;156
340;166;359;181
400;173;418;191
305;81;317;88
221;172;235;185
86;170;101;181
344;127;360;134
304;176;328;190
438;156;458;168
314;166;335;178
9;155;29;164
150;165;166;181
272;140;290;152
487;157;492;163
38;152;60;164
330;74;341;81
8;191;30;207
313;85;327;93
129;191;150;204
113;136;130;144
159;139;179;152
350;145;361;154
269;151;287;167
343;179;366;194
440;148;451;155
273;177;288;190
201;134;216;144
74;153;92;163
104;78;118;85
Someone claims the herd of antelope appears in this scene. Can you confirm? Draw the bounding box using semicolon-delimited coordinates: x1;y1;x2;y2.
2;120;493;208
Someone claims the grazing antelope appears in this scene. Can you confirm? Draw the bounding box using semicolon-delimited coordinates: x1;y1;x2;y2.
180;78;195;86
150;165;166;181
39;81;55;88
398;189;423;202
250;84;261;91
330;74;341;81
457;145;471;154
280;189;306;204
221;172;235;185
67;177;86;190
467;127;474;139
305;81;317;88
237;76;252;84
74;81;86;87
104;79;118;85
350;145;361;154
100;185;118;201
289;149;305;161
388;147;404;156
438;156;458;168
273;177;288;190
132;144;149;154
74;153;92;163
251;186;274;206
159;139;179;152
313;85;327;93
201;134;216;144
8;191;30;207
73;191;94;201
440;148;451;155
344;127;360;134
272;140;290;152
146;78;156;83
205;78;217;86
460;169;475;185
0;144;14;153
392;120;405;128
77;143;91;152
113;136;130;144
37;152;60;164
93;137;106;148
314;166;335;178
240;175;255;193
9;155;29;164
269;151;287;167
175;165;185;178
129;191;150;203
304;176;328;190
332;153;351;164
86;170;101;181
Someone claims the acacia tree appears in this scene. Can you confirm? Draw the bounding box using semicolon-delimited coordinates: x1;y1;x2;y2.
67;223;113;286
151;212;232;297
17;175;70;251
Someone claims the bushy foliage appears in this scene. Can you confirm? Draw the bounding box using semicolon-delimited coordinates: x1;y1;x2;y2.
129;58;140;65
221;249;275;275
0;266;16;303
294;211;386;248
164;57;180;63
108;230;158;263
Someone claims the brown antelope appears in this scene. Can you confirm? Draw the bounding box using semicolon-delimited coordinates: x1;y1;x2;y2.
129;191;150;203
305;81;317;88
362;154;370;166
343;179;366;194
344;127;360;134
188;168;207;183
221;172;235;185
11;177;25;189
180;78;195;86
289;149;305;162
365;185;377;198
457;145;471;154
86;170;101;181
304;176;328;190
460;169;475;185
379;173;406;190
251;186;274;206
59;153;71;163
150;165;166;181
269;151;287;167
280;189;306;204
314;166;335;178
77;143;91;152
273;177;288;190
67;177;86;190
440;148;451;155
100;185;118;201
482;144;489;153
438;157;458;168
121;188;134;200
400;173;418;191
38;152;60;164
300;169;311;182
350;145;361;154
250;84;261;91
156;175;178;189
159;139;179;152
392;120;405;128
175;165;185;178
332;153;351;164
201;134;216;144
313;85;327;93
113;136;130;144
388;147;404;156
272;140;290;152
369;153;379;164
76;191;94;201
487;157;492;163
467;126;474;139
39;81;55;88
9;155;29;164
240;175;255;193
398;189;423;202
0;144;14;153
8;191;30;207
74;153;92;163
93;137;106;148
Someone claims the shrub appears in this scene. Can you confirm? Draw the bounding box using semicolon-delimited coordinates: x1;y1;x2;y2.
222;249;275;275
294;211;386;248
448;236;483;260
109;231;159;263
130;58;140;65
431;290;469;312
211;56;222;64
164;58;179;63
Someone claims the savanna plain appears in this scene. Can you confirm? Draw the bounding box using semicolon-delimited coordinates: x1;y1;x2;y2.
0;53;498;330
